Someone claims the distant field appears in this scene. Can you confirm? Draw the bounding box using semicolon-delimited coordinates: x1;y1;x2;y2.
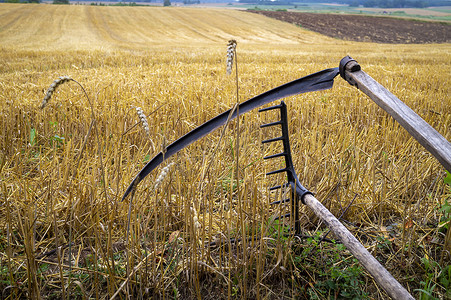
0;4;334;50
251;10;451;43
215;2;451;21
0;4;450;299
360;6;451;16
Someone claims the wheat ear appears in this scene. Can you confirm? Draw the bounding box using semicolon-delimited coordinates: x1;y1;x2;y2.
135;107;150;136
226;40;237;75
40;76;73;109
154;162;174;190
190;206;201;234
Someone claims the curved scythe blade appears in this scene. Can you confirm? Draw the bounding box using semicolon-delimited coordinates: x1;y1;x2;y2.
122;67;339;201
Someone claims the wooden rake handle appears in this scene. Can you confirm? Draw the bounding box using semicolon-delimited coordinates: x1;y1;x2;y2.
340;56;451;172
303;194;415;300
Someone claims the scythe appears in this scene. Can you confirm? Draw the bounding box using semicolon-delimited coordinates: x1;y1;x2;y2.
122;56;451;299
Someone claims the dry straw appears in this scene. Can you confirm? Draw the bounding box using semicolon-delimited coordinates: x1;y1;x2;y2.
40;76;72;109
226;39;237;75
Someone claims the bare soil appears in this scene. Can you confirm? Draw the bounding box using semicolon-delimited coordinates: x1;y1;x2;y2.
249;10;451;44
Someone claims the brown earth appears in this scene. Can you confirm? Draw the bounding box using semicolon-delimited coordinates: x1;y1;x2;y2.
249;10;451;44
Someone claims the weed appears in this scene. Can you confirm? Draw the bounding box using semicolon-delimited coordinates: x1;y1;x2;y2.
415;256;451;300
29;128;36;147
311;262;368;300
439;199;451;232
267;219;291;239
293;233;369;299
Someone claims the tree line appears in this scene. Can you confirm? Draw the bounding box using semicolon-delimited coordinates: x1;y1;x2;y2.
239;0;450;7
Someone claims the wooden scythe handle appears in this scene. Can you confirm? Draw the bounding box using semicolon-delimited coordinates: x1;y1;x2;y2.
341;56;451;172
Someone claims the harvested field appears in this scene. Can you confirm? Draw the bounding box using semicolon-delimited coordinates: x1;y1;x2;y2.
250;10;451;43
0;4;450;299
0;4;335;50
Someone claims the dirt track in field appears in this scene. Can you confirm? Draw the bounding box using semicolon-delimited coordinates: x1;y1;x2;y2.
249;10;451;44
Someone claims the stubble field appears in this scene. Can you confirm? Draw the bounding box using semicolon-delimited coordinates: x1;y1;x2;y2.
0;4;450;299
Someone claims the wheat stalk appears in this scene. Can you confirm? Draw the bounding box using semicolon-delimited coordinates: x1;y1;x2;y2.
40;76;72;109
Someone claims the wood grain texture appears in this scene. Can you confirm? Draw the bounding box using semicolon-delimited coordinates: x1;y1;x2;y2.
303;194;415;300
346;65;451;172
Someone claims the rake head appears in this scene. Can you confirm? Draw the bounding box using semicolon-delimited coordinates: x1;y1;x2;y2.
259;101;312;234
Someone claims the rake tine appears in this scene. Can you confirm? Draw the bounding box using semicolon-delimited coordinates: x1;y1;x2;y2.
274;213;290;221
269;183;290;191
270;198;291;205
260;121;282;128
258;103;284;112
262;136;284;144
263;153;286;160
266;168;289;176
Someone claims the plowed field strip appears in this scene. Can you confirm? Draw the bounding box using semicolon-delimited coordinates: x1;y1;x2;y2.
249;10;451;44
